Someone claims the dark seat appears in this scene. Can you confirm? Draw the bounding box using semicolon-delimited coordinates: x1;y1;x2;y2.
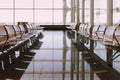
84;24;91;38
18;24;26;37
114;25;120;46
4;25;16;46
103;25;117;46
13;25;22;40
0;25;8;50
96;24;107;41
90;25;100;40
18;22;28;34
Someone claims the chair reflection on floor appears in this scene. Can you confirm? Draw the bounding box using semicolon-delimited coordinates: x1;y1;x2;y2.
0;51;36;80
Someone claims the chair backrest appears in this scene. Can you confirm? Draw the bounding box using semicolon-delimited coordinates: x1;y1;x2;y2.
32;23;40;34
4;25;16;41
91;25;100;40
13;25;22;39
26;24;32;33
96;24;107;40
18;25;26;36
0;25;7;47
18;22;28;34
83;23;88;36
75;23;81;32
29;24;34;33
78;23;85;35
85;24;91;38
114;25;120;46
104;26;117;43
70;23;76;30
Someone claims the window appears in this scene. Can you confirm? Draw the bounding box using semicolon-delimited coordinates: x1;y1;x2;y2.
15;0;33;8
94;0;107;24
113;0;120;24
0;0;13;8
85;0;90;23
0;10;13;24
15;10;33;23
35;10;52;24
35;0;52;8
0;0;71;25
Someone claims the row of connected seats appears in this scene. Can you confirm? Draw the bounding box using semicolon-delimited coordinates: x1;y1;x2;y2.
0;22;44;52
0;22;44;78
69;23;120;47
67;23;120;79
68;22;120;61
0;22;43;64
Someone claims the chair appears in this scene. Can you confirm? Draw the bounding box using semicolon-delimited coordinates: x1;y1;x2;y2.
0;25;8;50
78;23;85;35
4;25;16;46
103;26;117;46
13;25;22;40
82;23;88;36
18;22;28;34
114;25;120;46
84;24;91;38
90;25;100;40
96;24;107;40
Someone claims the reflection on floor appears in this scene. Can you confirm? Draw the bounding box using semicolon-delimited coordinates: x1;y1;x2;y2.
1;30;120;80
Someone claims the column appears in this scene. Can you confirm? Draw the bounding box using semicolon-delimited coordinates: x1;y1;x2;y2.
71;0;75;22
81;0;85;23
63;0;67;25
107;0;113;66
90;0;94;26
107;0;113;26
76;0;80;23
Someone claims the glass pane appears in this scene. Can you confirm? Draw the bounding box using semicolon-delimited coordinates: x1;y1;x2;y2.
85;0;90;8
113;0;120;24
85;10;90;23
15;0;33;8
35;0;52;8
0;0;13;8
15;10;33;23
54;0;63;8
66;0;71;8
79;0;82;8
54;10;63;24
94;0;107;9
0;10;13;24
85;0;90;23
35;10;52;24
66;11;71;24
94;10;107;24
79;9;82;22
94;0;107;24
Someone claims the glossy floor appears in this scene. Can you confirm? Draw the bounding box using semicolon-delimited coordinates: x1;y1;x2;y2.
20;31;100;80
2;30;120;80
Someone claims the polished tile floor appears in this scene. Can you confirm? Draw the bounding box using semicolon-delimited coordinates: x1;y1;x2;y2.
2;30;120;80
20;31;100;80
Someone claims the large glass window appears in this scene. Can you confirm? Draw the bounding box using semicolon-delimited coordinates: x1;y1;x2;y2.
85;0;90;23
0;0;71;25
0;10;13;24
54;10;63;24
94;0;107;24
15;10;33;23
15;0;33;8
0;0;13;8
35;0;52;8
79;0;82;22
54;0;63;8
113;0;120;24
35;10;52;24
